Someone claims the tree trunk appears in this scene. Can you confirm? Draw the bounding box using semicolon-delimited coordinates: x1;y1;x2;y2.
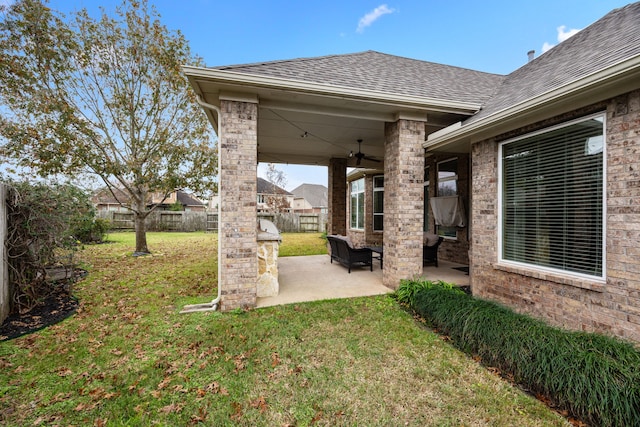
134;197;150;254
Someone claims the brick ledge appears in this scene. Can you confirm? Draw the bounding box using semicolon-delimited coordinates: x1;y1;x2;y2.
493;263;606;293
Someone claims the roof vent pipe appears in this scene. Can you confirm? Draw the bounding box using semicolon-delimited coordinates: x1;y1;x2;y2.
527;50;535;62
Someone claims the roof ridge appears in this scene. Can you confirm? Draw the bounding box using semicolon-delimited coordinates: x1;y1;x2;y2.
367;50;505;77
213;50;376;70
215;50;505;78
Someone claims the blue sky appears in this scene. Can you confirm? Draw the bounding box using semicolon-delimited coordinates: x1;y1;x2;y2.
4;0;632;190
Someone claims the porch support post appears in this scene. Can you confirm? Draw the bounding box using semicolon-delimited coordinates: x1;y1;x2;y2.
328;157;347;235
383;119;425;289
218;99;258;311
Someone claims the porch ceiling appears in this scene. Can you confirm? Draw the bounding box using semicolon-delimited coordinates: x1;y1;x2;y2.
185;66;477;166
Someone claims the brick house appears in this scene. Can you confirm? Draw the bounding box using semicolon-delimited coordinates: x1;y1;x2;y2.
290;183;328;214
185;3;640;342
256;177;293;213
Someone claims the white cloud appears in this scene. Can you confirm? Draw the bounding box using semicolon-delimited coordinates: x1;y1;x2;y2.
356;4;395;33
541;42;555;53
541;25;581;53
557;25;580;42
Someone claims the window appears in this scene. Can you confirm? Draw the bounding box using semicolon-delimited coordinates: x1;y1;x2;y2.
437;158;458;238
350;178;365;229
499;113;605;279
373;176;384;231
423;166;430;231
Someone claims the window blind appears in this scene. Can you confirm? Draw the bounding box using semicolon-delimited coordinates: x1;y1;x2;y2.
501;115;604;277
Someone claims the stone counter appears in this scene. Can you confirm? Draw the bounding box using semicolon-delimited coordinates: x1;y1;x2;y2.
257;231;281;297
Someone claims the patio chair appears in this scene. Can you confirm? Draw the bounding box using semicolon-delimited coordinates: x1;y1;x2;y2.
423;233;444;267
327;235;373;273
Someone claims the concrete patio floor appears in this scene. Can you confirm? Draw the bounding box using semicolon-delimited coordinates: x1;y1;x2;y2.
257;254;470;308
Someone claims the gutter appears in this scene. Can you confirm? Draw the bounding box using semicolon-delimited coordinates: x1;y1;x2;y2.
424;54;640;150
180;95;222;313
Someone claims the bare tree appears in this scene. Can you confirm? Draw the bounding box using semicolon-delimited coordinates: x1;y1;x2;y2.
265;163;290;213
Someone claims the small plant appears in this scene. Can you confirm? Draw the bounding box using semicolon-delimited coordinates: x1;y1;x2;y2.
394;278;463;306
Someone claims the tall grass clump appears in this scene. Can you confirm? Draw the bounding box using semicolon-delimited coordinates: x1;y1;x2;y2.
397;279;640;427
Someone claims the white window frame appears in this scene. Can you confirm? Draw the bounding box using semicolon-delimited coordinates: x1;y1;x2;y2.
373;175;384;231
423;166;430;232
350;178;365;230
437;158;458;239
497;112;607;281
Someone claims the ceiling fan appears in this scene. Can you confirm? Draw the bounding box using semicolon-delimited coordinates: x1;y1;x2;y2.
349;139;381;166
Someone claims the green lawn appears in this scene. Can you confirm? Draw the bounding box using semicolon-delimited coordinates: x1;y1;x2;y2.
0;232;569;426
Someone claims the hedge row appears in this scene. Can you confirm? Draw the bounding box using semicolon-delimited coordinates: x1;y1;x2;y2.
395;279;640;427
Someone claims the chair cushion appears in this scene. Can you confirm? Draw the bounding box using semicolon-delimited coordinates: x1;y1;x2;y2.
334;234;354;248
423;232;440;247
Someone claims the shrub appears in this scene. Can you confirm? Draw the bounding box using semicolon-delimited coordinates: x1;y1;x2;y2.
5;181;95;312
393;278;463;307
399;280;640;427
72;217;111;243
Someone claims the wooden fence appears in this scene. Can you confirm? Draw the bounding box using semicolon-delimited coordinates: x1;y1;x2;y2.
97;211;327;233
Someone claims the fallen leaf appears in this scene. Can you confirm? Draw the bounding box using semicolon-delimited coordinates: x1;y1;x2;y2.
190;407;208;424
173;384;189;393
230;402;243;421
311;409;323;424
271;352;281;367
250;396;268;413
159;403;179;414
157;377;171;390
56;367;73;377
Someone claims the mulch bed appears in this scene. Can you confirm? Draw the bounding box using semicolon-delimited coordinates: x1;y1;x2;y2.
0;273;83;341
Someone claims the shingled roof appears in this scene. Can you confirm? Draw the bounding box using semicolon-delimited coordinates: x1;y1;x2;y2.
468;2;640;123
214;50;505;106
290;184;328;208
257;177;291;195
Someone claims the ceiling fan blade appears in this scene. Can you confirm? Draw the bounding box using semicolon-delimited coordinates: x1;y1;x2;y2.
363;156;381;162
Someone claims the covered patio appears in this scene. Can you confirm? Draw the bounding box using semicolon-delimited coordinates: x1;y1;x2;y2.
257;254;470;308
184;51;497;311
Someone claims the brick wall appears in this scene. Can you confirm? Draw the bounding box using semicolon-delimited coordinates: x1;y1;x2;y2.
218;100;259;311
328;158;347;236
383;119;425;289
471;89;640;343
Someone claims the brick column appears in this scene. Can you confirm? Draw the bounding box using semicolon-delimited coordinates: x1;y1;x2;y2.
383;119;425;289
218;100;258;311
328;157;347;235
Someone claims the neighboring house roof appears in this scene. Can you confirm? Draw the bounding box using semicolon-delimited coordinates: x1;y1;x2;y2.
175;191;206;207
290;184;328;208
214;50;505;107
92;188;205;207
257;177;291;195
91;187;131;205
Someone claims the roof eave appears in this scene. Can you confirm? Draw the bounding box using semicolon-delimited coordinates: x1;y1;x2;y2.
424;54;640;150
183;65;482;116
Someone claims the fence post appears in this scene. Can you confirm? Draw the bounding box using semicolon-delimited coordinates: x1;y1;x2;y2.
0;184;9;324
